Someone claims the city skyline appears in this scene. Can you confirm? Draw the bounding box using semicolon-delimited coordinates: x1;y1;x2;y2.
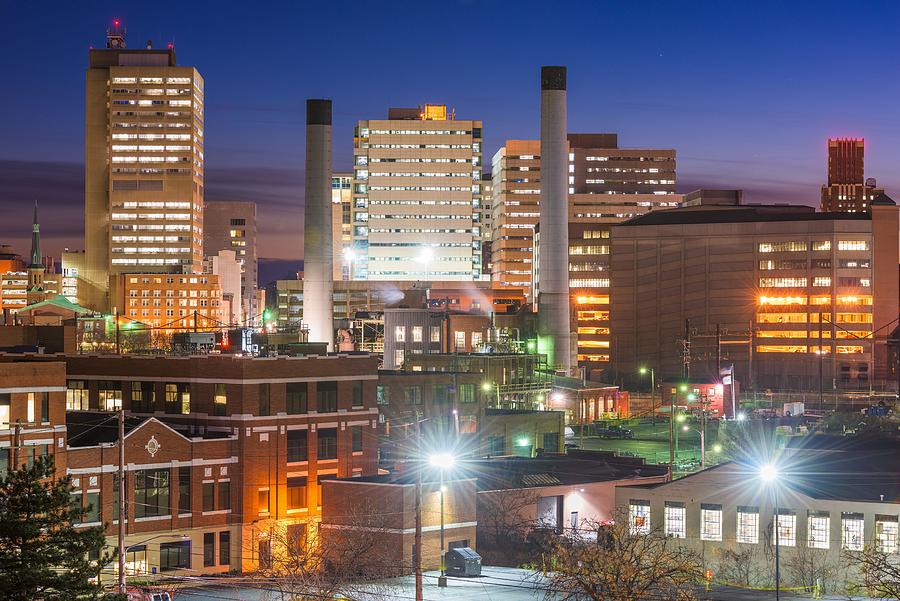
1;1;899;264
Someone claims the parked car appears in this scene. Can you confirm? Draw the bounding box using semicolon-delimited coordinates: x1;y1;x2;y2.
596;424;634;439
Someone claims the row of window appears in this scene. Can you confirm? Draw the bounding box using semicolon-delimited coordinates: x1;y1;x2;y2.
0;391;50;429
760;259;871;270
758;241;869;253
65;380;363;414
759;277;871;288
376;384;478;406
630;501;896;552
286;426;363;463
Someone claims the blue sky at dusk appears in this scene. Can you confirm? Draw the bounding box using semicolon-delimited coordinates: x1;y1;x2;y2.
1;0;899;276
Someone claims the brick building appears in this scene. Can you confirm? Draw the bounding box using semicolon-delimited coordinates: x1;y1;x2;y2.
0;358;68;474
14;352;382;577
321;473;477;571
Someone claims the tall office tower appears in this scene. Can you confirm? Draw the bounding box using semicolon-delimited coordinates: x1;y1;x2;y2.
537;66;573;375
493;135;676;299
820;138;883;212
491;141;541;293
84;21;204;311
478;172;493;277
204;201;258;323
351;104;484;281
331;173;353;280
303;99;334;348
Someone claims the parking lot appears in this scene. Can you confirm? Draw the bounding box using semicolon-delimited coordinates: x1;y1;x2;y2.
568;419;724;472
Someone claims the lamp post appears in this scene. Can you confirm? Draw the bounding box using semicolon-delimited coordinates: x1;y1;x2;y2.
638;366;655;434
429;452;455;587
760;464;780;601
416;247;434;282
681;424;705;469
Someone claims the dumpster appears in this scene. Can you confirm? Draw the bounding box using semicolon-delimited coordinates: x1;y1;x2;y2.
445;547;482;577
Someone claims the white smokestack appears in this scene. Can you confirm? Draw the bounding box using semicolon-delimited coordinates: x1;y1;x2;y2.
538;66;573;374
303;99;334;350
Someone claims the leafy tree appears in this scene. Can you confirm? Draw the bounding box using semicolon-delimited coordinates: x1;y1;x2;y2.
534;513;702;601
0;455;112;600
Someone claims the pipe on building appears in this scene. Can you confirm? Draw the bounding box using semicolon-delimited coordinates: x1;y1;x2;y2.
537;66;573;374
303;99;334;349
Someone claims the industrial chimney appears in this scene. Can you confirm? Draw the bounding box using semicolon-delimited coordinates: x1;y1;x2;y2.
303;99;334;350
537;66;573;374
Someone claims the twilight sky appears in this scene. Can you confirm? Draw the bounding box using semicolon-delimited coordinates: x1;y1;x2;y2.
1;0;899;280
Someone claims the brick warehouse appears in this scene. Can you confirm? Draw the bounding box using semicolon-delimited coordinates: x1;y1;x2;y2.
11;352;380;577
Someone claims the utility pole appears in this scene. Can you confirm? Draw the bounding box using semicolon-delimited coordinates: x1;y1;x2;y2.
818;315;824;408
715;323;721;375
117;408;126;595
193;309;198;333
414;412;423;601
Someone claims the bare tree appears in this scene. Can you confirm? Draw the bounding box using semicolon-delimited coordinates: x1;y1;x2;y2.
714;546;765;588
476;488;538;566
844;545;900;599
781;545;839;594
249;503;398;601
535;513;703;601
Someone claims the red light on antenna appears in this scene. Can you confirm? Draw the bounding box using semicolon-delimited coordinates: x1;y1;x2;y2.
167;42;174;49
113;19;120;27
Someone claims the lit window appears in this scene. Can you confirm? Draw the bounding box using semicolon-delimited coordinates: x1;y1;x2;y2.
454;331;466;348
701;503;723;541
430;326;441;343
842;512;864;551
877;516;899;554
664;501;686;538
629;500;650;534
838;240;868;251
737;506;759;544
776;509;796;547
758;241;808;253
412;326;422;342
394;326;406;343
807;511;830;549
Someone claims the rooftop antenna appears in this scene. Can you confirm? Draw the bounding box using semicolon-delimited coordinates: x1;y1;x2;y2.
107;18;126;49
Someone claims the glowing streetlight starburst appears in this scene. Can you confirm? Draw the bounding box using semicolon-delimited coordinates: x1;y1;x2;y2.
760;463;778;483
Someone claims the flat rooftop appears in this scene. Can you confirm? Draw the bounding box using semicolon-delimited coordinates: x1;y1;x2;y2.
618;205;873;227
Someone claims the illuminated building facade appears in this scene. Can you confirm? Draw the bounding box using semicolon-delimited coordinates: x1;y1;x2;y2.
610;196;900;391
84;23;204;311
351;104;485;281
331;173;353;280
493;134;678;299
56;353;380;576
111;273;222;332
820;138;884;213
203;201;258;323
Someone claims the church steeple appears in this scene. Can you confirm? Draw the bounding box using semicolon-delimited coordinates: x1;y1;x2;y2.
26;201;46;306
29;200;42;269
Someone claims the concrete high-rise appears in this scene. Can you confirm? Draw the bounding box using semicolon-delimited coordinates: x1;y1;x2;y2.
820;138;883;213
351;104;485;281
84;22;204;311
331;173;353;280
204;201;258;323
492;134;677;298
303;99;334;348
537;66;573;375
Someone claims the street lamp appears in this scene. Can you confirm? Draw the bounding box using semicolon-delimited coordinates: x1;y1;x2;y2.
415;247;434;281
428;452;456;586
760;463;780;601
681;424;706;469
638;367;655;432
